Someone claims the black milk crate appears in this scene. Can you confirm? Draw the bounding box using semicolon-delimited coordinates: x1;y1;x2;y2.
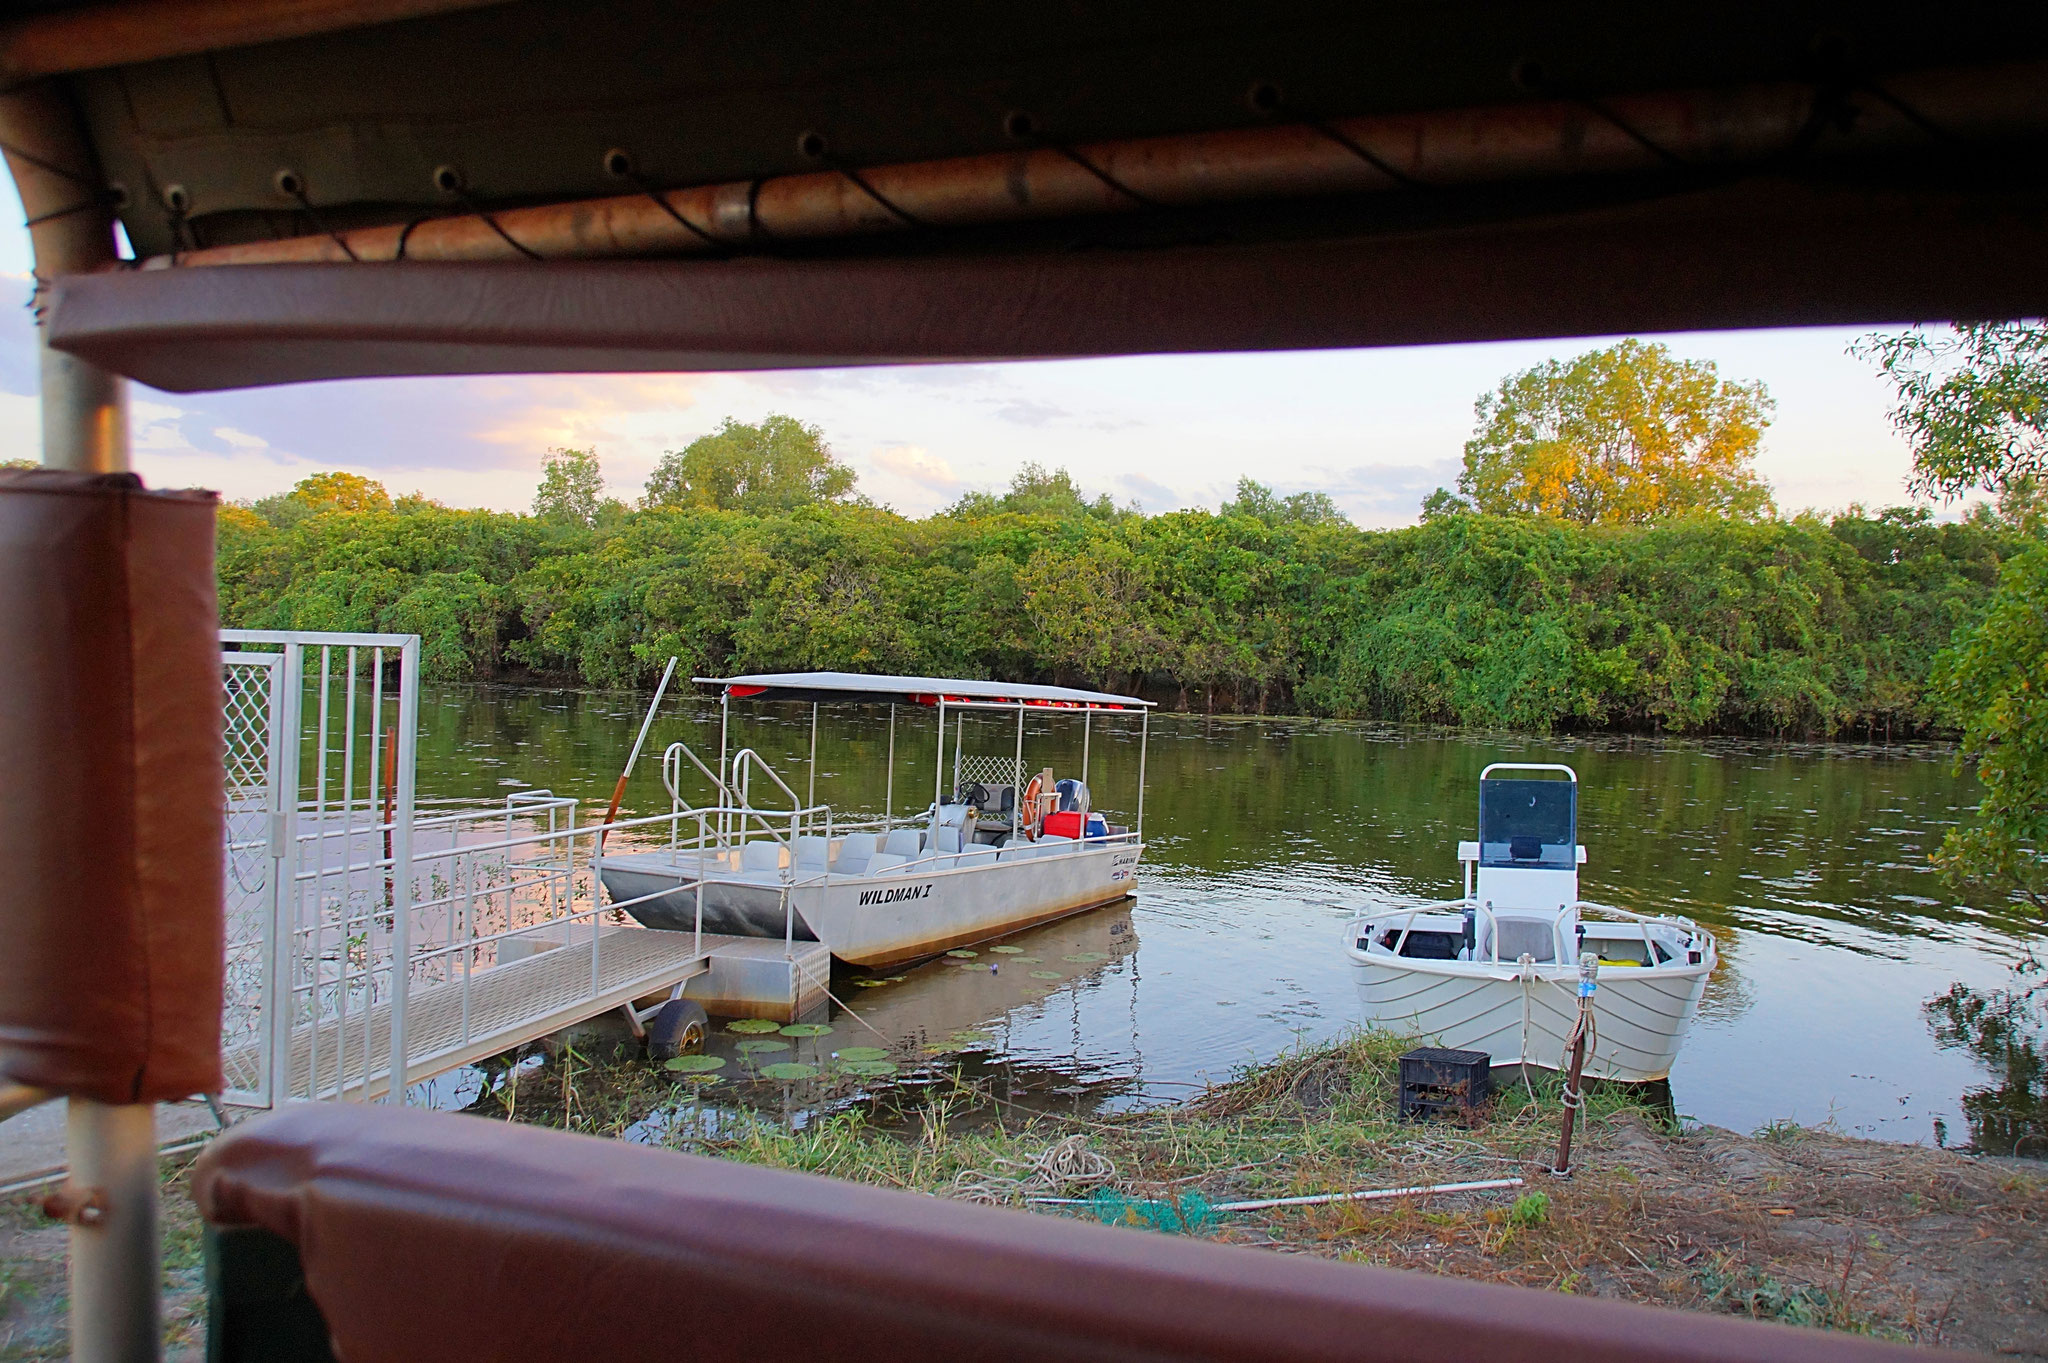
1398;1047;1492;1121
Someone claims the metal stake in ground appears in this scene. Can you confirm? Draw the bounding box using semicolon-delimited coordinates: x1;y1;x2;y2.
1552;951;1599;1176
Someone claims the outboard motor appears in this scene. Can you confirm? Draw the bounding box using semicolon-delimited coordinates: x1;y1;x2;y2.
1054;778;1091;813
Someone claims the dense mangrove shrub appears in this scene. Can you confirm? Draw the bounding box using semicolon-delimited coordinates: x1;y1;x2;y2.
216;495;2023;738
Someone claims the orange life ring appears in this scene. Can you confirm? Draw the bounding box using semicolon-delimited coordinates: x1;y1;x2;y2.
1020;774;1044;834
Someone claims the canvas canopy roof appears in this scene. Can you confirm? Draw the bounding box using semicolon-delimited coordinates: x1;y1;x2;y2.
698;672;1152;710
0;1;2043;391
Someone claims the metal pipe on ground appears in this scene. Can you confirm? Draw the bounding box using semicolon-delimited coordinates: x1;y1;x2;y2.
144;60;2048;270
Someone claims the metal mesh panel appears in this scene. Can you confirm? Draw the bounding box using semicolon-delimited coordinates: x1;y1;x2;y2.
221;654;281;1103
955;755;1023;791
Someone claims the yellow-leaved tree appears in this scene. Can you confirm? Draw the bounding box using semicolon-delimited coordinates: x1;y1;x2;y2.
1451;339;1775;525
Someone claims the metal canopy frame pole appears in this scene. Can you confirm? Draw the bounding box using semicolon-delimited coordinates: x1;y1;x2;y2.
807;701;819;817
1082;708;1092;789
719;692;730;849
885;704;896;823
387;638;420;1104
1013;703;1025;826
1137;709;1149;842
932;700;945;811
952;711;964;794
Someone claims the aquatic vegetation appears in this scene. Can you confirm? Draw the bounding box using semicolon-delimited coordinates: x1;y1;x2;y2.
734;1039;789;1054
727;1019;781;1033
946;949;979;958
760;1062;820;1081
834;1046;890;1062
838;1059;898;1077
951;1031;994;1043
990;946;1025;954
780;1023;834;1037
663;1055;724;1073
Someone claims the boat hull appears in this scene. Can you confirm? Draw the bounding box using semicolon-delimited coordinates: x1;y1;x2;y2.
1345;945;1710;1083
601;840;1143;967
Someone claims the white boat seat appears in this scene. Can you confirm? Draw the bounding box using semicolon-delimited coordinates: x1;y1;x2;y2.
865;852;909;875
740;841;785;874
833;833;878;867
1038;835;1074;851
932;826;964;855
1481;915;1560;963
954;848;998;868
793;835;830;869
882;829;924;858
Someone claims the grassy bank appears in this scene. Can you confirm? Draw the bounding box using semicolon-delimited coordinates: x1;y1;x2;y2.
486;1028;2048;1353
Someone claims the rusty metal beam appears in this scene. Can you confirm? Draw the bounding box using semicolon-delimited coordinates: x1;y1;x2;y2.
138;59;2048;270
0;0;511;80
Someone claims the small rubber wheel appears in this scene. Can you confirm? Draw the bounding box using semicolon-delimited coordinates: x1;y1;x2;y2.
646;999;709;1062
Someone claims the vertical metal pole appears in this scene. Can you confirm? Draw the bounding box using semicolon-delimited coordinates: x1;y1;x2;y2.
885;704;896;822
5;85;149;1363
1082;708;1092;789
271;644;305;1103
953;712;964;794
807;701;818;814
1136;709;1149;842
932;700;945;815
1013;703;1025;820
66;1100;157;1363
388;639;420;1104
719;693;730;850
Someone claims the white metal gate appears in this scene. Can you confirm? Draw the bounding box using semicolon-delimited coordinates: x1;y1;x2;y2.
220;630;420;1108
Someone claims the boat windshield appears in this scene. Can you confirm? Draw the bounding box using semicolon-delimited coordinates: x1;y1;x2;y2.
1478;778;1576;867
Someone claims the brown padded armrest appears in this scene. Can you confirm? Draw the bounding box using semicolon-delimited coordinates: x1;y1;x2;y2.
193;1104;1947;1363
0;468;222;1103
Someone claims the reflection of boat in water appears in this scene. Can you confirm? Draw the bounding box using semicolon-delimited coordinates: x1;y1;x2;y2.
1344;764;1716;1083
598;672;1150;968
833;904;1139;1053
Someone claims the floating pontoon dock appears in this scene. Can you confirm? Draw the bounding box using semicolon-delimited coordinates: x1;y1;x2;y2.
217;630;829;1112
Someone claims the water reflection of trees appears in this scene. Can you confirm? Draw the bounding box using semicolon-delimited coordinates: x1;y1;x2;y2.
1925;960;2047;1157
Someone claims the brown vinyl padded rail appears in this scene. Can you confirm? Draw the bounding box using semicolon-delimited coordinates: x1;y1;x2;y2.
0;469;223;1104
194;1103;1962;1363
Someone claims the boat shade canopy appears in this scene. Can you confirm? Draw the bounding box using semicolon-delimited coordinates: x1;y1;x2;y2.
697;671;1152;710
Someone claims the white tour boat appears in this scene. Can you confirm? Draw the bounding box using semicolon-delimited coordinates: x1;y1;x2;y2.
1344;763;1716;1083
598;672;1150;967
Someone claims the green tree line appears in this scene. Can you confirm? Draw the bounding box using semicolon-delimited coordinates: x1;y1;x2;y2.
218;468;2021;739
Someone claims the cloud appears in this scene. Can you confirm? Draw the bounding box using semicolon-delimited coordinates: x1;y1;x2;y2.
1118;472;1178;511
1316;460;1462;528
870;444;965;490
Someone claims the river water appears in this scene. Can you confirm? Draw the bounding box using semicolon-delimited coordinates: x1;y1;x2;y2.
415;684;2044;1151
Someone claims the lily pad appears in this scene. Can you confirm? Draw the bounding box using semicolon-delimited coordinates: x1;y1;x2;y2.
663;1054;725;1073
950;1030;994;1043
923;1041;966;1055
681;1073;722;1085
885;975;906;982
759;1062;819;1081
989;945;1025;954
945;949;978;958
836;1046;890;1062
1029;970;1062;980
1062;952;1110;963
839;1059;899;1078
1009;955;1042;963
728;1019;782;1033
853;979;889;988
735;1038;790;1054
779;1023;833;1037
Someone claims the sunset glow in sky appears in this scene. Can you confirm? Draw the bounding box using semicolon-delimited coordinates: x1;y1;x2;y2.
0;176;1944;525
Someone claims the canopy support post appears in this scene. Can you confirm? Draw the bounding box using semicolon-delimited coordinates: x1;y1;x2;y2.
1014;703;1025;830
719;692;730;849
807;701;818;817
3;81;160;1363
1137;708;1149;843
1082;708;1092;789
933;699;945;817
885;704;895;822
953;711;964;795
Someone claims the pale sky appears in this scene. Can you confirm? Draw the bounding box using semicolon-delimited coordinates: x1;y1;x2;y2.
0;177;1943;527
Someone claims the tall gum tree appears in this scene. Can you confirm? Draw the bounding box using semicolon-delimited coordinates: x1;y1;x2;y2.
1456;339;1775;525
